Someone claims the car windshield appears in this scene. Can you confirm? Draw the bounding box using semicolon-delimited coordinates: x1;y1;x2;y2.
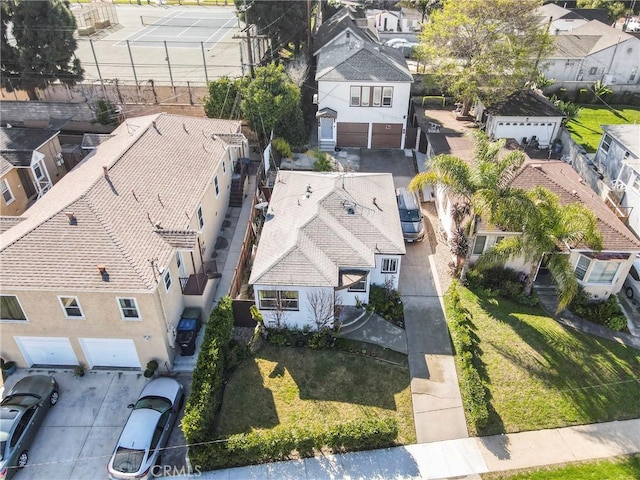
113;447;144;473
399;208;421;222
0;440;5;461
134;396;171;413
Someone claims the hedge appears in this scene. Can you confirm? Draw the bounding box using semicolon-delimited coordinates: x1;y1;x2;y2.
188;416;398;470
181;296;234;443
445;283;489;430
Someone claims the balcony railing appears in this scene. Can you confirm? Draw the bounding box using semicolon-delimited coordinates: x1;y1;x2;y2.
179;260;220;296
605;191;632;224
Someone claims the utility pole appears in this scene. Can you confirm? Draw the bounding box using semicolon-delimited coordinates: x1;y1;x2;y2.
243;0;254;77
307;0;312;62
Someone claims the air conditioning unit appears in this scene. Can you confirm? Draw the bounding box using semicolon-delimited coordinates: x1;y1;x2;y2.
312;94;318;105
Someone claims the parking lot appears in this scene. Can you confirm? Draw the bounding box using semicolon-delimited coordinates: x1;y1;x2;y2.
2;369;190;480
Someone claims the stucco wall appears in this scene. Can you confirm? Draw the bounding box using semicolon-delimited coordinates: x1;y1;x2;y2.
569;250;636;300
1;169;30;216
370;254;403;290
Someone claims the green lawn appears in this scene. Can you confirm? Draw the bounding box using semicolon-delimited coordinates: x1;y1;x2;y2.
453;287;640;436
483;455;640;479
215;344;416;444
565;105;640;153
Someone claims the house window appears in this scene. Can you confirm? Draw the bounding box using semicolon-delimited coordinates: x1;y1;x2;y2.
381;258;398;273
574;255;590;281
632;173;640;192
214;175;220;197
258;290;299;310
0;295;27;322
222;159;227;174
1;179;14;205
348;277;367;292
382;87;393;106
589;67;597;75
58;296;84;319
473;235;487;255
163;270;172;291
33;162;44;181
350;86;361;106
372;87;382;106
118;297;141;320
588;261;621;284
361;86;370;106
197;205;204;229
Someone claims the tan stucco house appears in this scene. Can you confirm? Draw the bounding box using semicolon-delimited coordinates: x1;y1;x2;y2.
0;114;247;370
1;127;64;216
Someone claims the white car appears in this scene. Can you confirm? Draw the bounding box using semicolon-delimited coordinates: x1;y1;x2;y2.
623;258;640;300
626;20;640;32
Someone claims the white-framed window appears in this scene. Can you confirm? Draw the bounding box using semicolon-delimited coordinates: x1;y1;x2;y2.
348;277;367;292
163;270;172;291
381;258;398;273
214;175;220;197
589;66;597;75
382;87;393;106
1;179;14;205
58;296;84;319
632;173;640;192
117;297;141;320
197;205;204;229
574;255;622;285
0;295;27;322
361;86;370;106
600;134;612;153
473;235;487;255
258;290;299;310
372;86;382;106
574;255;590;281
350;86;361;106
222;158;227;174
350;86;392;107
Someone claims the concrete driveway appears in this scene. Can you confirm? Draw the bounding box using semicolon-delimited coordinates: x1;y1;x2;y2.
4;369;190;480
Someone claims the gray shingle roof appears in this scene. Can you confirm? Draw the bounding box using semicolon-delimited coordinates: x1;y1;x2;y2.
484;90;565;117
316;42;412;82
0;113;241;291
551;20;637;58
314;6;378;53
249;171;405;287
0;127;59;152
602;124;640;159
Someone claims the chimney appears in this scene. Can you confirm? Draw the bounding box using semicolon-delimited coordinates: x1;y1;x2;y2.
65;212;77;225
103;166;109;178
97;264;109;281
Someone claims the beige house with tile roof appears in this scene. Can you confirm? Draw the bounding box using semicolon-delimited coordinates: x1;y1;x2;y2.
0;113;247;369
249;171;405;330
470;161;640;300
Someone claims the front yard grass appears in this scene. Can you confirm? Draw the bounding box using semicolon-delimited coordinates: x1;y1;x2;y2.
452;287;640;436
215;344;416;445
565;105;640;153
482;454;640;479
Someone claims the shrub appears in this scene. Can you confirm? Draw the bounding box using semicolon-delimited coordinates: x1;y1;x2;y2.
367;283;404;327
606;316;627;331
95;99;119;126
516;292;540;307
307;330;333;349
272;137;292;159
267;330;290;347
181;296;234;443
569;289;626;331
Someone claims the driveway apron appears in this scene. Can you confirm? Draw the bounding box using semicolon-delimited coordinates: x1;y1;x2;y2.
400;240;469;443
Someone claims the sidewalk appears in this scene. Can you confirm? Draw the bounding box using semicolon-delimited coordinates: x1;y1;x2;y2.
177;418;640;479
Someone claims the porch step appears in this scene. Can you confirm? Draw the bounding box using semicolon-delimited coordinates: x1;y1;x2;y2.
339;309;374;335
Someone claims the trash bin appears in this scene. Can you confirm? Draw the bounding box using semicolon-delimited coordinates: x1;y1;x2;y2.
553;141;563;154
176;317;198;356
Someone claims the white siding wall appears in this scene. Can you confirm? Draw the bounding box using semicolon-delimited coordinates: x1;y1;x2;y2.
487;115;563;146
622;172;640;238
569;251;636;299
370;254;403;289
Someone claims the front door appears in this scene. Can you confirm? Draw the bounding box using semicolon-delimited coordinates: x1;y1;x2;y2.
320;117;334;141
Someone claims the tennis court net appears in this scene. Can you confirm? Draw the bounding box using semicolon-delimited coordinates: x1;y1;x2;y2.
140;16;232;28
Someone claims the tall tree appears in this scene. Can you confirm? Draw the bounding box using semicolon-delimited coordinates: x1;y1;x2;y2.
409;130;530;278
398;0;442;23
476;187;602;312
2;0;83;100
577;0;626;23
417;0;552;114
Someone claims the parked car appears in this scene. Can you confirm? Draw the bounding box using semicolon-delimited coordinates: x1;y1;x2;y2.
396;187;425;242
0;375;59;479
623;258;640;300
384;38;418;57
107;377;184;480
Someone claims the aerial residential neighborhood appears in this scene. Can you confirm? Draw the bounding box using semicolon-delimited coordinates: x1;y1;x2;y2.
1;1;640;479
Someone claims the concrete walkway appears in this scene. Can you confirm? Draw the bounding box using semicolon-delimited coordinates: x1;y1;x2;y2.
400;240;468;443
177;418;640;479
340;311;408;354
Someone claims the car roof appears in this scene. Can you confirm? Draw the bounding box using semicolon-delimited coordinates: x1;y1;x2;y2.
118;408;160;449
6;375;53;400
139;377;181;402
0;406;23;436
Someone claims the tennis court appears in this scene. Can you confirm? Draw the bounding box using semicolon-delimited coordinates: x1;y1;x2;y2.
117;9;237;48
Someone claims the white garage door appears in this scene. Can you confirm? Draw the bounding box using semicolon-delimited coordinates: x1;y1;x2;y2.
79;338;141;369
16;337;78;367
494;122;557;146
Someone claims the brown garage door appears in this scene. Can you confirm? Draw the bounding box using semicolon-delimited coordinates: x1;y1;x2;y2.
337;122;369;148
371;123;403;148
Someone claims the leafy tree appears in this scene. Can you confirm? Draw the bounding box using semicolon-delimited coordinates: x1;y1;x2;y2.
398;0;442;23
577;0;626;23
1;0;83;100
203;76;245;119
409;130;529;278
417;0;552;114
591;79;613;104
476;187;602;312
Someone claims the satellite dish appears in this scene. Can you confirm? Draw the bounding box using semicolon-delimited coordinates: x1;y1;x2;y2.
255;201;269;210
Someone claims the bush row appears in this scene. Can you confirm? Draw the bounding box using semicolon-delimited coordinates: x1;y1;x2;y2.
445;283;489;430
188;416;398;470
181;296;234;443
466;266;539;307
569;287;628;331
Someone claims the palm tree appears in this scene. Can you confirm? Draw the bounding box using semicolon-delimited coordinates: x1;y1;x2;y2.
409;130;530;278
476;187;602;312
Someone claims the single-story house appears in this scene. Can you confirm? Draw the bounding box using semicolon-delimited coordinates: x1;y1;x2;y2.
249;171;405;330
474;90;565;148
1;127;64;216
594;124;640;239
535;3;605;35
0;113;247;370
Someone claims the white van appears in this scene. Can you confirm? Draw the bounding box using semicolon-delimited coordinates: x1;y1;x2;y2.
396;187;425;242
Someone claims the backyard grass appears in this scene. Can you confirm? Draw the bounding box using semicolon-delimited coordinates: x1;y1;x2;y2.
483;455;640;479
453;287;640;436
565;105;640;153
215;344;416;444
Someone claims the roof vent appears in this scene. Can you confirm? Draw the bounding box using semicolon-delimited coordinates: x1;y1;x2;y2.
97;264;109;281
532;164;543;171
343;200;356;214
103;166;109;178
65;212;77;225
571;190;579;197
